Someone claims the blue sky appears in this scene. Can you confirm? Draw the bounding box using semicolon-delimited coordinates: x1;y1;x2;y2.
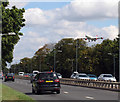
8;0;119;64
24;2;70;10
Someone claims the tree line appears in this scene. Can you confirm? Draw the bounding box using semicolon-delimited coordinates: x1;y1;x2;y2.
10;37;119;80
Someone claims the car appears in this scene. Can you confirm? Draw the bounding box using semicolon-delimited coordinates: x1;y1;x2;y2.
76;73;90;80
98;74;116;82
32;72;60;94
70;71;79;79
33;70;39;74
30;71;39;83
0;73;3;80
57;73;62;79
4;73;15;82
87;74;97;80
24;73;30;78
18;72;24;76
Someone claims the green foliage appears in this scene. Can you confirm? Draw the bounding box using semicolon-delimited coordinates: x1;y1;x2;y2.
1;1;25;72
12;37;118;80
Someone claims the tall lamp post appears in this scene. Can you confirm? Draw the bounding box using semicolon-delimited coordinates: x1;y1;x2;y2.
53;46;62;72
108;53;116;77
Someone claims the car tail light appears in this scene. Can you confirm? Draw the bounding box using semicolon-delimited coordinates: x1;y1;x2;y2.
38;79;44;83
55;79;59;82
47;72;51;73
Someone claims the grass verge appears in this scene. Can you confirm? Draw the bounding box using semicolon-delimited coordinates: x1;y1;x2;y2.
2;84;36;102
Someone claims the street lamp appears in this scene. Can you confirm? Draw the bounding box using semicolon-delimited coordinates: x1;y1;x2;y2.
53;46;62;72
108;53;116;77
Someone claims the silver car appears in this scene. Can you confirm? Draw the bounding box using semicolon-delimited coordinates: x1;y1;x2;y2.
76;73;90;80
98;74;116;82
70;71;79;79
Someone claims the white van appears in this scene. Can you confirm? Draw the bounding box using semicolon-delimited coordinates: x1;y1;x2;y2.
70;71;79;79
33;70;39;75
18;72;24;76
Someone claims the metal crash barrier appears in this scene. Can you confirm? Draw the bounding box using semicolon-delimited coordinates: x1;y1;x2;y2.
15;75;120;91
60;78;120;91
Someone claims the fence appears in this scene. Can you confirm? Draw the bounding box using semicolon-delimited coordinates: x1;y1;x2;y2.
15;75;120;91
60;78;120;91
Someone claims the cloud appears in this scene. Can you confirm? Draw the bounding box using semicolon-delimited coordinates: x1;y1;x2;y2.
102;25;118;39
45;0;118;22
7;2;28;9
12;0;119;64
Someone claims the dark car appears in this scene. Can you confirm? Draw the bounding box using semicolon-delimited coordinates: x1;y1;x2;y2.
32;72;60;94
4;73;15;82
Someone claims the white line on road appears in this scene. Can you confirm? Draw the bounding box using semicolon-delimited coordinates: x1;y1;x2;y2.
85;96;94;100
64;91;69;94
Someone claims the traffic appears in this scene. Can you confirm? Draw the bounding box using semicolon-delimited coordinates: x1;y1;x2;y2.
70;71;117;82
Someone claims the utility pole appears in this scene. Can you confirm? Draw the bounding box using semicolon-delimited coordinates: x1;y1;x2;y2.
54;48;56;72
76;39;78;72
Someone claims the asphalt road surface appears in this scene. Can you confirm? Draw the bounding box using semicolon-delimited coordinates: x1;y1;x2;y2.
2;78;119;101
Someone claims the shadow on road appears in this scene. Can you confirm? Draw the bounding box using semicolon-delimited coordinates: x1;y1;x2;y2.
25;91;57;95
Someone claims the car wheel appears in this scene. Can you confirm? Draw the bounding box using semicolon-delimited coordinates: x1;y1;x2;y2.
56;90;60;94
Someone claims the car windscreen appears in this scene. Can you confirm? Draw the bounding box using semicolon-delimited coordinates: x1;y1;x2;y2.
38;73;58;80
79;75;88;77
103;75;113;77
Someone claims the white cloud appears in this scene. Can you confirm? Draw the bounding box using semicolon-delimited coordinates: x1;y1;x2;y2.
7;2;28;9
12;0;119;64
24;8;49;26
46;0;118;22
102;25;118;39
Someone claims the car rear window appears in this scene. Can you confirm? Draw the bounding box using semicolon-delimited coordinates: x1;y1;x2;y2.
38;73;58;80
79;75;88;77
33;72;38;74
7;73;13;76
103;75;112;77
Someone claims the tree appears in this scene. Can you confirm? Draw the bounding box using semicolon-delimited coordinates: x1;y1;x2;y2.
1;1;25;72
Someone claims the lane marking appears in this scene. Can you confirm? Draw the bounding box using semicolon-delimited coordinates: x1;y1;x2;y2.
85;96;94;100
64;91;69;94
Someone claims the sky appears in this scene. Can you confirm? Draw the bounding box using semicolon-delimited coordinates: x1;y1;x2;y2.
7;0;119;65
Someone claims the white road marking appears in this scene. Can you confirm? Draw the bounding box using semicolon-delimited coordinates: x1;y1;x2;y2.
85;96;94;100
64;91;69;94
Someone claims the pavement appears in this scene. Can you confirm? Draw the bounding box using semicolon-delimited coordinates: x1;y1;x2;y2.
2;78;119;101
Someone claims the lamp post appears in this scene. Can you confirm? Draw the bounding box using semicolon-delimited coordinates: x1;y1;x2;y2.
53;46;62;72
108;53;116;77
76;39;79;72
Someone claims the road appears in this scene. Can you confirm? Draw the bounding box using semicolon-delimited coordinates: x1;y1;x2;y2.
2;78;119;101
